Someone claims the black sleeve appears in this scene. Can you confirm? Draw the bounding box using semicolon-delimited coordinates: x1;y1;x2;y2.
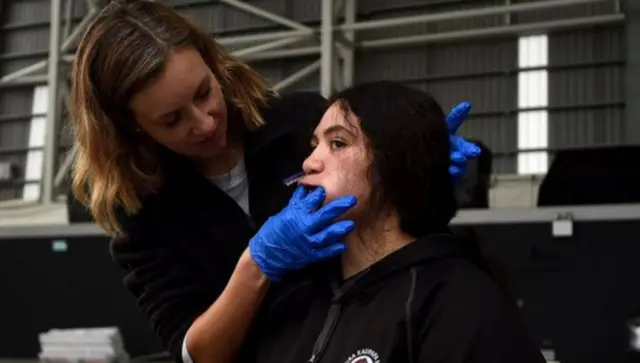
110;228;222;361
417;273;546;363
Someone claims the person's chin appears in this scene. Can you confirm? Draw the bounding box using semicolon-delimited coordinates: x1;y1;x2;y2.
197;134;227;157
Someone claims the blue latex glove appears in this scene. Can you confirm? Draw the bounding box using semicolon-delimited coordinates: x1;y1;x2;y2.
249;185;356;282
446;101;482;184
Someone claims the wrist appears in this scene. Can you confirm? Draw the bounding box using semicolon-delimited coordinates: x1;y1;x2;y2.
238;248;270;288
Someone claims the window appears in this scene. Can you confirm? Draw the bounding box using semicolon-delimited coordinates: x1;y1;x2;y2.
23;85;49;201
517;34;548;175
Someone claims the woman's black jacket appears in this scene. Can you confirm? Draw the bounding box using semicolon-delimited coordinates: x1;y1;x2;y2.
110;92;328;359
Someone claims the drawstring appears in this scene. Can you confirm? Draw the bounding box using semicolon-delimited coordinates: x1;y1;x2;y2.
405;268;418;363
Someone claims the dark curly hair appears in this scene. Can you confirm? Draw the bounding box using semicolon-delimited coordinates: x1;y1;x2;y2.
329;81;458;238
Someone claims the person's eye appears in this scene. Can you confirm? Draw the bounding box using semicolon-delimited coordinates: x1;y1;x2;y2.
330;139;347;150
165;113;181;127
196;87;211;100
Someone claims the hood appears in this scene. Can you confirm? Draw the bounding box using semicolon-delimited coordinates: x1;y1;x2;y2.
329;232;489;303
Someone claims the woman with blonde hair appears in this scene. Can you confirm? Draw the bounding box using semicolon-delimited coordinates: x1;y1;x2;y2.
70;1;480;362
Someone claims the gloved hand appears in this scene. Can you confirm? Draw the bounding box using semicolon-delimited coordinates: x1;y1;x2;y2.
446;101;482;184
249;185;356;282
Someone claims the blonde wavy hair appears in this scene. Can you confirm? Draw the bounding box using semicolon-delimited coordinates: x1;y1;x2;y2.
71;0;270;236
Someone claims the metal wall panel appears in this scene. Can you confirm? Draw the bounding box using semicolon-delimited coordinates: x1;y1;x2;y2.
355;40;518;173
548;26;625;154
359;0;507;41
0;0;86;201
0;0;46;200
181;0;519;171
354;0;518;173
0;0;628;201
0;86;33;199
176;0;293;34
513;0;619;23
231;2;519;173
252;57;321;91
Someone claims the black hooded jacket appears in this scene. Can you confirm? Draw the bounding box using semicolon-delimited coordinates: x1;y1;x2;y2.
243;233;546;363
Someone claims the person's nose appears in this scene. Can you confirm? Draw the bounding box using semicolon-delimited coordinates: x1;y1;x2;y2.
302;147;325;176
189;105;215;136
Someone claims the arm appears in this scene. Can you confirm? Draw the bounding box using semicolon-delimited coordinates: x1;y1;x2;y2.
186;249;268;363
111;237;266;363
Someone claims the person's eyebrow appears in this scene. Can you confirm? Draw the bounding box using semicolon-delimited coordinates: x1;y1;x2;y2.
311;124;357;144
323;124;357;137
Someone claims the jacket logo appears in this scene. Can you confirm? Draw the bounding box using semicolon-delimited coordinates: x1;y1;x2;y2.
345;348;380;363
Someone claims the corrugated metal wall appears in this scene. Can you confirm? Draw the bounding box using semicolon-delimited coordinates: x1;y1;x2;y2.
512;0;626;161
0;0;87;200
0;0;626;201
548;27;625;152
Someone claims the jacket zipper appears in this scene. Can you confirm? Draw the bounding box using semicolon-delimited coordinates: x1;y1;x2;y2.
307;303;341;363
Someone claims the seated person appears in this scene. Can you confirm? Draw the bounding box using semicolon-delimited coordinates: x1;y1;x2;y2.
243;81;545;363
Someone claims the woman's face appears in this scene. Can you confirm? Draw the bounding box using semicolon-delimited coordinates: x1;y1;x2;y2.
301;103;372;218
129;46;228;159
